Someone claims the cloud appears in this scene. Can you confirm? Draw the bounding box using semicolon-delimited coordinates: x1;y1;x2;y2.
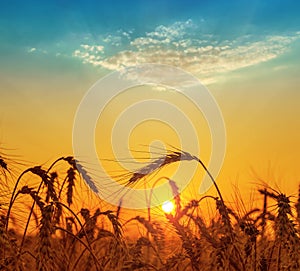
27;47;48;54
80;44;104;52
103;34;123;46
28;47;37;53
73;43;105;64
145;19;194;40
71;20;300;84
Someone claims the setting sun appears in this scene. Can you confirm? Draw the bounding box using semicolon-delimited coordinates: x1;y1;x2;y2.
162;201;174;213
1;1;300;270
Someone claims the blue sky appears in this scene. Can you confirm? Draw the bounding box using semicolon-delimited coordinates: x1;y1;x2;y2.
1;0;300;85
1;0;300;39
1;0;300;52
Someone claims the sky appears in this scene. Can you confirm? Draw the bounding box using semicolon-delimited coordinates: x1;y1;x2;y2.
1;0;300;207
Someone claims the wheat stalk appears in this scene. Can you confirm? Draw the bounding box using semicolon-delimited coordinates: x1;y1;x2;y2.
127;149;226;211
36;204;55;271
65;168;76;207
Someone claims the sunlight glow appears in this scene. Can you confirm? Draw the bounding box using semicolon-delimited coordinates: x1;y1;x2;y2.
162;201;174;214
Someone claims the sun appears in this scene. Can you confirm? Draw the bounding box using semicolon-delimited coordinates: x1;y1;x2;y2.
162;201;174;214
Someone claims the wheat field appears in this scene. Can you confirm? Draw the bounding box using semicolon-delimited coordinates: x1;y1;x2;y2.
1;150;300;271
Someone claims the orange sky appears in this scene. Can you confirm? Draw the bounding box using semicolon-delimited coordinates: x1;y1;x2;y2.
1;60;300;212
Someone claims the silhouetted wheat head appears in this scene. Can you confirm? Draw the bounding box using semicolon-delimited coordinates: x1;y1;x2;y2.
1;147;300;271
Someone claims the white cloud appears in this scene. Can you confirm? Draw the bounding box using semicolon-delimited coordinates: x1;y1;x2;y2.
103;34;123;46
27;47;48;54
28;47;36;53
73;49;81;56
96;45;104;52
71;19;300;84
80;44;90;50
79;34;298;83
73;43;106;63
80;44;104;53
146;19;194;39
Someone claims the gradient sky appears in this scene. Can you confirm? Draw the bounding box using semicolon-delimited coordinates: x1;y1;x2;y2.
1;0;300;205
